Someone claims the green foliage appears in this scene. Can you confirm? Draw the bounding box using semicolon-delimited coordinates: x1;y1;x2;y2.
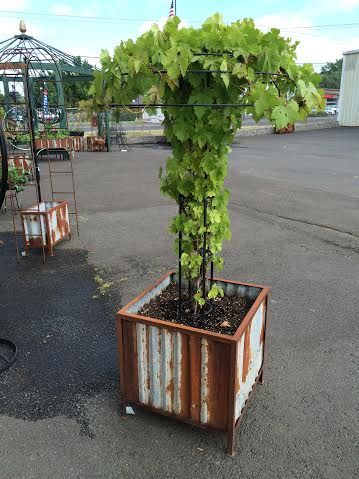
31;57;91;111
111;108;139;122
63;57;92;107
43;128;69;139
5;166;31;192
93;14;323;306
13;129;69;143
320;59;342;89
13;133;31;144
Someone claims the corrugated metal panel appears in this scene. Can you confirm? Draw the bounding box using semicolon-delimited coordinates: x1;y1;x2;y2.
23;210;47;245
132;322;229;429
48;203;70;244
235;302;265;421
338;50;359;126
120;316;232;430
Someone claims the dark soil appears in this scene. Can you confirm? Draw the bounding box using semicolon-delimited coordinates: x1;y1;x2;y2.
139;282;255;336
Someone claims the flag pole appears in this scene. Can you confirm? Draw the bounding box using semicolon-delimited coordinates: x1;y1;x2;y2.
174;0;177;15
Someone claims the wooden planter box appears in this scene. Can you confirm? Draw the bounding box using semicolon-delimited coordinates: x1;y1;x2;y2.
20;200;71;256
116;271;269;455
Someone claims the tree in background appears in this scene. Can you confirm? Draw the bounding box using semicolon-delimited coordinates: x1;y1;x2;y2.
63;57;92;107
320;59;343;89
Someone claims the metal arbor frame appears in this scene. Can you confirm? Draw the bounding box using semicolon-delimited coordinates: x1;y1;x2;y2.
106;57;287;317
0;124;8;210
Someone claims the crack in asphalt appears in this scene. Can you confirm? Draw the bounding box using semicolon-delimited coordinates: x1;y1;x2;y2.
230;201;359;239
229;201;359;253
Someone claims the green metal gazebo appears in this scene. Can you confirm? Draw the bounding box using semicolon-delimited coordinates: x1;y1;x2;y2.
0;21;94;129
0;20;94;200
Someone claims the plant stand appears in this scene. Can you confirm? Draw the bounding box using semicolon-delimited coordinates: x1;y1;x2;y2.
20;200;71;256
116;271;269;455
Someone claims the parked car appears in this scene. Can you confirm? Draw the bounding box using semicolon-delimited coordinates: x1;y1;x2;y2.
325;106;338;115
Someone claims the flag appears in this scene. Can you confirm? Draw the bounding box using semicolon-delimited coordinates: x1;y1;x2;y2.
169;0;175;17
42;82;49;115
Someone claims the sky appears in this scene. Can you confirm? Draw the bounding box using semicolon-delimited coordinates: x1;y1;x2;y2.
0;0;359;70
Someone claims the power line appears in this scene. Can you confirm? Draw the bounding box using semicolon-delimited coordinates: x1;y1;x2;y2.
0;9;164;24
79;54;328;65
1;9;359;30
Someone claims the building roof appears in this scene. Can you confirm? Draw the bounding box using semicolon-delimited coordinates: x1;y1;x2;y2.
343;49;359;56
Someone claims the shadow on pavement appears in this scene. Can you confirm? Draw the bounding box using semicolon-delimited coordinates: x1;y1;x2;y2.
0;231;118;435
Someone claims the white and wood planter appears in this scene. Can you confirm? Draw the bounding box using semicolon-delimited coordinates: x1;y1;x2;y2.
116;271;269;455
20;200;71;256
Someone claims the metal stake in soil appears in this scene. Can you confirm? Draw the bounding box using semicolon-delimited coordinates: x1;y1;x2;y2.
178;194;183;320
201;194;207;318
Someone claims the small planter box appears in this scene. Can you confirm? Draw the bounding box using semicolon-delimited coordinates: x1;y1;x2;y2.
34;137;84;152
116;271;269;455
275;123;295;134
86;136;106;152
20;200;71;256
8;154;32;174
35;138;72;150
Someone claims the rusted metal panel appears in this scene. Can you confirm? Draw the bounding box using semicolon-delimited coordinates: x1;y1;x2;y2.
20;200;70;253
22;207;47;246
189;335;201;422
235;302;265;421
206;340;230;430
200;338;209;424
130;321;230;429
123;320;139;403
8;154;32;174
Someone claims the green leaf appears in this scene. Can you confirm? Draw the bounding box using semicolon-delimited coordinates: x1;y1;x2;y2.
221;70;230;88
232;63;247;78
271;105;288;129
134;59;141;73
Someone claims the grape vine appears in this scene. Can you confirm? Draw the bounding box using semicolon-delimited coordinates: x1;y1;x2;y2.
92;14;324;307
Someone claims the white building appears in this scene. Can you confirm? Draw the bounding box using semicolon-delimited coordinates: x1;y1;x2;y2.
338;49;359;126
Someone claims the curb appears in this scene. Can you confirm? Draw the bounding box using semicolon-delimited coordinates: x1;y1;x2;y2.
125;119;339;145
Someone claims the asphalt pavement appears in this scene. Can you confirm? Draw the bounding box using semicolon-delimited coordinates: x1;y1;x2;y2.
0;127;358;478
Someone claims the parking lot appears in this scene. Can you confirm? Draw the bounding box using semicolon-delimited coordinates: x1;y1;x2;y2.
0;127;358;478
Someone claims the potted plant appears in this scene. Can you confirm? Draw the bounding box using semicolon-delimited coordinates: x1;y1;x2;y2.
6;165;31;192
35;128;73;150
93;15;323;454
13;132;31;147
